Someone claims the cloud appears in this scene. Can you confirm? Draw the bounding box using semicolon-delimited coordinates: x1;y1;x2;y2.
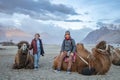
0;0;78;21
84;12;89;15
98;19;112;22
0;0;119;30
82;0;120;7
0;12;93;44
87;21;94;23
64;19;83;22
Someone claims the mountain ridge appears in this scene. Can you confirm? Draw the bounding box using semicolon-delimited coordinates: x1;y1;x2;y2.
82;24;120;44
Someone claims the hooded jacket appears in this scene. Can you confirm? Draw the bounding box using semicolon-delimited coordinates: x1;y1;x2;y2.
61;38;76;53
29;38;44;55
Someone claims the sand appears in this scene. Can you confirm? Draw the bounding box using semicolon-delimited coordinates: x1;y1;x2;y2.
0;45;120;80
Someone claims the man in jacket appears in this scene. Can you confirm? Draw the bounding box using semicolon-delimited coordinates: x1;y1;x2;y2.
55;31;76;74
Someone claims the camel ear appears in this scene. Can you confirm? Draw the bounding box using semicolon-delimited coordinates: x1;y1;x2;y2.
106;45;111;53
17;43;22;49
24;42;29;48
27;44;30;48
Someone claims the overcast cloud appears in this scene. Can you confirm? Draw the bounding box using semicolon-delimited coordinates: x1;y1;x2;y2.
0;0;120;44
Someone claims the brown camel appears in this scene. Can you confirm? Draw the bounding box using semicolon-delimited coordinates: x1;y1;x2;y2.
95;41;120;66
13;41;34;69
53;43;93;74
81;41;112;75
88;48;111;75
53;42;112;75
112;48;120;65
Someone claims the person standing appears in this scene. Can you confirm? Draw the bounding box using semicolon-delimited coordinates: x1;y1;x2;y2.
29;33;44;70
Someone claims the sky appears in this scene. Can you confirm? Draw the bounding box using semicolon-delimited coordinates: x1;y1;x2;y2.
0;0;120;43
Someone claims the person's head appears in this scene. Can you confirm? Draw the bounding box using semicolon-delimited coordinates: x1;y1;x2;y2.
35;33;40;40
65;31;71;40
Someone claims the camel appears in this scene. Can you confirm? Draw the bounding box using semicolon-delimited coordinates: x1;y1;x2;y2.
53;43;91;73
53;42;112;75
95;41;120;66
13;41;34;69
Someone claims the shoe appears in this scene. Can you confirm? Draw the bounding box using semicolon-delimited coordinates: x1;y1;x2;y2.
54;69;61;73
67;70;71;74
34;67;38;70
38;64;40;68
34;68;38;71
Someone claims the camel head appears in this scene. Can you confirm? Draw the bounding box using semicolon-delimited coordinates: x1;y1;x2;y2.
17;41;29;55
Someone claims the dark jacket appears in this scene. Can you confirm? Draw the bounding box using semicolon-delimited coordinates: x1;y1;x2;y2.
29;38;44;55
61;38;76;53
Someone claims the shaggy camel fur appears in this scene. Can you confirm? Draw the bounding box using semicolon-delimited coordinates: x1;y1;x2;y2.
13;41;34;69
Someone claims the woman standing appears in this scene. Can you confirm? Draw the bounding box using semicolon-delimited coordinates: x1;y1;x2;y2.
29;33;44;70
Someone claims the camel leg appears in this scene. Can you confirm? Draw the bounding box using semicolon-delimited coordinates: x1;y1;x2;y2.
25;53;34;69
13;53;20;69
53;56;59;70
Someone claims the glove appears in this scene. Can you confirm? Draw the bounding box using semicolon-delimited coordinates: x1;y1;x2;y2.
41;54;44;56
70;53;74;56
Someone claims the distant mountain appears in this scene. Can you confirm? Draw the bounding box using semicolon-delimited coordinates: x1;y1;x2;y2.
0;26;60;44
0;26;33;43
82;24;120;44
96;22;120;30
0;25;93;44
6;29;33;43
